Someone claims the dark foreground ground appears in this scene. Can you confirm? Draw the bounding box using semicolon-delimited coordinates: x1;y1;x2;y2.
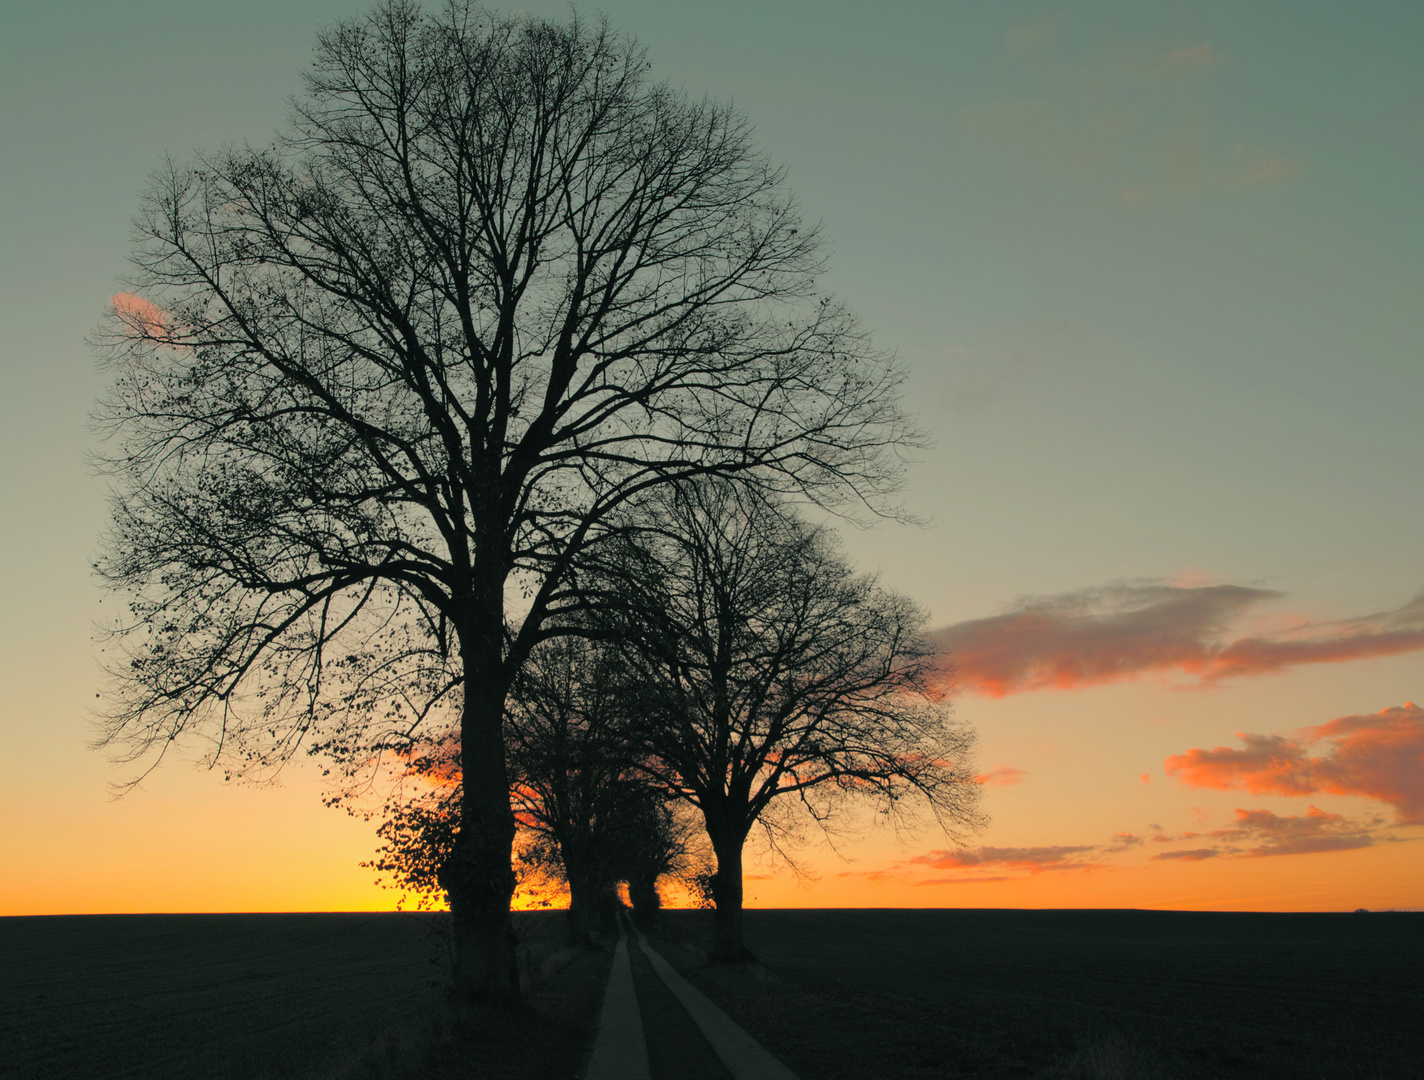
659;908;1424;1080
0;910;606;1080
2;908;1421;1079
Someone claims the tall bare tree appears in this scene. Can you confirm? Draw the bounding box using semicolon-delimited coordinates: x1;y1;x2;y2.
592;480;984;959
92;1;914;1000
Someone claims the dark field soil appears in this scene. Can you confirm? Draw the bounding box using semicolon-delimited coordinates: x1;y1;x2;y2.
5;908;1421;1079
0;911;606;1080
651;908;1424;1080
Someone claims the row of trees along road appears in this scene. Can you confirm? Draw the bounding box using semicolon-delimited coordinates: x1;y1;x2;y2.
92;0;980;1000
357;633;704;947
366;481;983;958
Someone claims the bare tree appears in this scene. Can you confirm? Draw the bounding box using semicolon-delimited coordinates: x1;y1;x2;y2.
361;634;695;938
592;480;983;959
505;635;644;946
610;792;706;926
91;1;914;1000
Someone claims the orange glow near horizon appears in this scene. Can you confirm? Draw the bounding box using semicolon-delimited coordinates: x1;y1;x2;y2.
5;828;1417;917
5;743;1419;917
5;623;1419;919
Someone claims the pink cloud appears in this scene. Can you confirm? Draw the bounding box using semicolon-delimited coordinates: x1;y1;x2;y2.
975;766;1027;787
1166;703;1424;823
930;584;1424;697
111;292;171;338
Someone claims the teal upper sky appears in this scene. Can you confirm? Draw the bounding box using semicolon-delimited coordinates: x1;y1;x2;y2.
1;1;1420;913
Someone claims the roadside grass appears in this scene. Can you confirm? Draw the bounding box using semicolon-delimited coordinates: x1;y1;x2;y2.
649;908;1424;1080
0;911;607;1080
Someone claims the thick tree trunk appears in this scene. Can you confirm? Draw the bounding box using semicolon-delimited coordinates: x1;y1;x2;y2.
441;628;520;1003
443;815;518;1001
708;832;751;961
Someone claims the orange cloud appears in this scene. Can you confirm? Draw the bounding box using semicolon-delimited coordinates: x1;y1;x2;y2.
930;584;1424;697
1165;733;1315;795
1166;703;1424;823
975;766;1027;787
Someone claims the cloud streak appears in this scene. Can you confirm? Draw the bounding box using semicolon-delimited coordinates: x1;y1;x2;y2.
1150;806;1387;861
1166;703;1424;823
975;766;1028;787
871;801;1399;887
960;28;1300;205
930;584;1424;697
910;845;1099;874
1158;43;1219;74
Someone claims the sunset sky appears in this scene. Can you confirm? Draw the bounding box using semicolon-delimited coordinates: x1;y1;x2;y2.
2;0;1420;916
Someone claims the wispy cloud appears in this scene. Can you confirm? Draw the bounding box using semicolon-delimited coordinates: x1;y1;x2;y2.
835;841;1110;887
1005;14;1062;51
1153;848;1222;862
859;801;1399;887
975;766;1028;787
1151;806;1388;861
960;24;1300;204
1166;703;1424;823
1213;145;1305;189
910;845;1100;874
1158;43;1219;74
930;584;1424;697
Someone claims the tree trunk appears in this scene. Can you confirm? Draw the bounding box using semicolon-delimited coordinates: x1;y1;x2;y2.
708;831;751;960
442;630;520;1003
443;811;518;1001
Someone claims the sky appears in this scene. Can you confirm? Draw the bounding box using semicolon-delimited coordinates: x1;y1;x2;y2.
1;0;1420;915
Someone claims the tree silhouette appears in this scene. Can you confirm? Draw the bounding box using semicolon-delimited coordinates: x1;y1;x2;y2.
359;634;699;938
505;635;647;945
591;479;984;959
92;1;914;1000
